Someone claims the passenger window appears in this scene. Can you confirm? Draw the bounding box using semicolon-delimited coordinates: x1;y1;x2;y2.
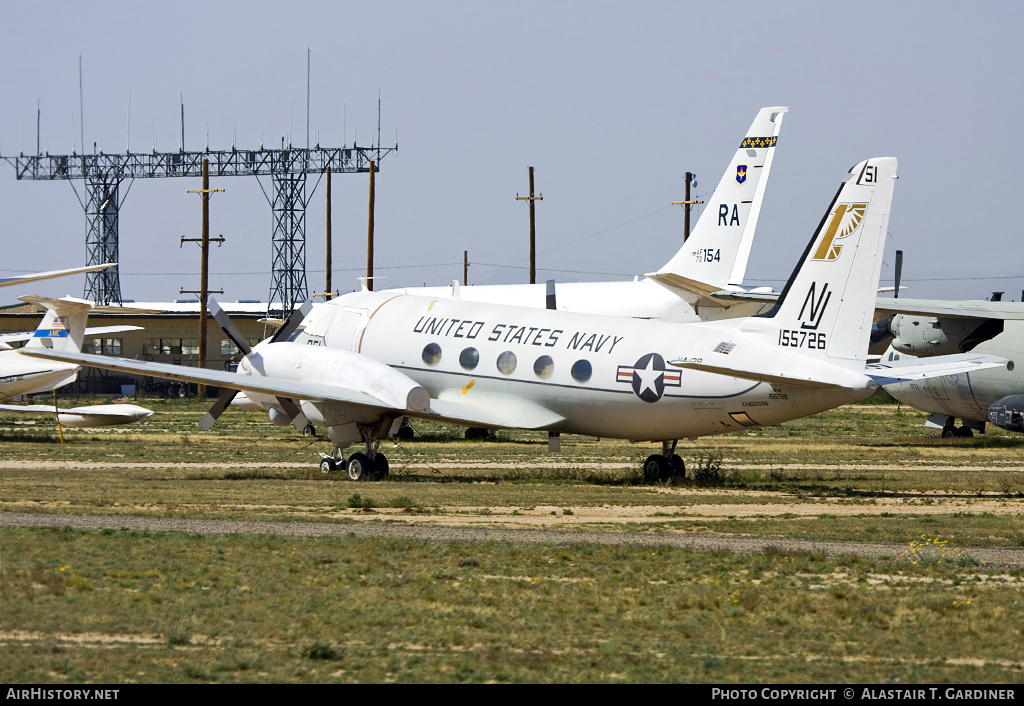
459;347;480;371
497;351;517;375
533;355;554;380
571;359;592;383
422;343;442;367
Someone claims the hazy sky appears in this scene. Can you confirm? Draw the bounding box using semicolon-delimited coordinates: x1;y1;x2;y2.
1;1;1021;304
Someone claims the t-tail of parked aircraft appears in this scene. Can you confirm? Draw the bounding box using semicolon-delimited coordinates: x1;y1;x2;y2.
382;107;787;322
0;296;153;426
676;158;1004;389
4;296;94;396
648;106;787;297
23;296;92;354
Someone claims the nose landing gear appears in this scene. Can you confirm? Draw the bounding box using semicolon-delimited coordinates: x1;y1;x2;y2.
317;422;391;480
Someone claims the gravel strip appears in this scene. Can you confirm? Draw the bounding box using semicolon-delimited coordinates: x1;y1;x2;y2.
4;511;1024;568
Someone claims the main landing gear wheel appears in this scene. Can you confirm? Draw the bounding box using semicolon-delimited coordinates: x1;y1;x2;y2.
347;453;371;481
372;454;390;480
670;454;686;479
320;457;337;473
643;455;669;483
302;423;317;437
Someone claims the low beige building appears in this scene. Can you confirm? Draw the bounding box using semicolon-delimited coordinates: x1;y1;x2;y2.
0;300;278;397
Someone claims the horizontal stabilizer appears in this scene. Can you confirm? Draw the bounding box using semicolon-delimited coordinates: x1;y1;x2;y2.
864;353;1006;385
645;272;739;308
710;289;780;304
670;339;873;390
0;325;143;347
19;295;166;316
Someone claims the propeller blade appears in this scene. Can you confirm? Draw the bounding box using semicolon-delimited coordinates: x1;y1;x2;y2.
208;298;252;356
199;387;238;431
275;396;310;432
270;300;314;343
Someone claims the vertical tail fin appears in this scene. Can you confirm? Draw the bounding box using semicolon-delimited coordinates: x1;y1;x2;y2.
653;106;788;287
21;295;93;353
742;157;898;366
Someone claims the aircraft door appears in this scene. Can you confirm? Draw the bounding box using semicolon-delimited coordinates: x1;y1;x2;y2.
326;308;368;351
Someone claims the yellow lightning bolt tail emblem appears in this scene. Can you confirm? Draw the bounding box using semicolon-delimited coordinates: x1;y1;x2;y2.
812;203;867;261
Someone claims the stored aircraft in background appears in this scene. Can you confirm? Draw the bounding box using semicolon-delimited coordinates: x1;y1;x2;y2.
0;292;153;428
22;157;1008;477
385;106;789;322
870;299;1024;437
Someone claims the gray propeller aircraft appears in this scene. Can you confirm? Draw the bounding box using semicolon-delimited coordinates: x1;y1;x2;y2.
22;157;1006;477
874;301;1024;437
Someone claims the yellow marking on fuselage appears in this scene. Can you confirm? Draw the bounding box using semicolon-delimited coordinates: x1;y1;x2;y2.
427;300;437;311
462;380;476;394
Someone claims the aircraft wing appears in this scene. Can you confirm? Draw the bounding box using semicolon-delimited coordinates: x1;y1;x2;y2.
0;263;116;289
864;353;1007;385
18;348;400;410
872;297;1024;320
18;348;562;430
0;403;153;427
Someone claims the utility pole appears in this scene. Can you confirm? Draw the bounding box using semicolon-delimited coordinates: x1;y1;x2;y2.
516;166;543;284
325;166;332;300
367;161;375;291
671;172;702;241
893;249;902;299
463;250;469;286
181;158;224;396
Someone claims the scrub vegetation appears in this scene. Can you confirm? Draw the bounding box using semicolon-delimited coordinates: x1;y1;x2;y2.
1;392;1023;682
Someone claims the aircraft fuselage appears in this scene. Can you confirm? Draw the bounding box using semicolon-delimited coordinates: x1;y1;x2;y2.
240;291;869;442
885;331;1021;424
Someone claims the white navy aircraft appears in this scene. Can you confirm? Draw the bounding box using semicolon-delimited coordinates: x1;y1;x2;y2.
24;159;1007;475
385;106;789;322
22;157;1008;476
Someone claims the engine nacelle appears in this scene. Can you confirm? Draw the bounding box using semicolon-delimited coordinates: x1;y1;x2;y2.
239;342;430;413
988;395;1024;433
890;315;1002;357
268;407;293;426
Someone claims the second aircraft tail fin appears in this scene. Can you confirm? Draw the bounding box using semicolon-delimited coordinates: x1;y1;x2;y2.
21;295;94;354
651;106;787;289
740;157;899;367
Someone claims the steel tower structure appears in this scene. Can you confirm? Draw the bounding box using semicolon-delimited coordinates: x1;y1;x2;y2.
2;143;395;312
